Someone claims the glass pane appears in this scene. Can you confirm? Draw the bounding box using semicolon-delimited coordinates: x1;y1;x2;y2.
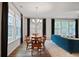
69;20;75;37
8;13;14;43
16;15;21;38
55;20;61;35
61;20;68;36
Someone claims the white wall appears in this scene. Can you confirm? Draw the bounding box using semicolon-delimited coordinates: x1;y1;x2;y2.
23;17;27;40
46;18;51;39
8;39;20;55
0;2;2;57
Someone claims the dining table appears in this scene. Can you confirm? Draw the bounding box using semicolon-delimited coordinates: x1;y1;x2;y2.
30;34;43;55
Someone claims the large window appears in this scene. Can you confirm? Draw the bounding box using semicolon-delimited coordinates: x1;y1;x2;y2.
55;19;75;38
8;9;21;44
8;12;14;43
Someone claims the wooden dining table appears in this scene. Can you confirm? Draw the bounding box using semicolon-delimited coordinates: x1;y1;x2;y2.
30;34;43;55
24;34;46;55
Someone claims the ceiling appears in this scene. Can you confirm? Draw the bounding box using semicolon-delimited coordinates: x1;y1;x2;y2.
13;2;79;18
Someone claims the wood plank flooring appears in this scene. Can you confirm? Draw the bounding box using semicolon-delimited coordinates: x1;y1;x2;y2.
9;41;51;57
45;40;79;57
9;39;79;57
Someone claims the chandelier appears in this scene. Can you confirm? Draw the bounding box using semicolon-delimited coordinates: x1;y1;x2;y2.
32;6;42;33
32;19;42;23
32;6;42;23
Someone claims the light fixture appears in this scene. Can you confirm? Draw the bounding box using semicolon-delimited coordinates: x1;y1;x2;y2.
32;19;35;23
32;6;42;33
32;6;42;23
40;19;42;23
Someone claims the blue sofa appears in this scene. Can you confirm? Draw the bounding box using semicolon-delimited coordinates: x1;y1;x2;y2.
51;35;79;53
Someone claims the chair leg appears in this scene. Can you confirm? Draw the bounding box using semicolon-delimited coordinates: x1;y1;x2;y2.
26;44;28;50
31;48;34;56
31;49;33;56
39;49;41;55
38;48;41;55
42;44;45;50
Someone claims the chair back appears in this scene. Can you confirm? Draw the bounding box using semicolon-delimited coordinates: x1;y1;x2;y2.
25;35;30;43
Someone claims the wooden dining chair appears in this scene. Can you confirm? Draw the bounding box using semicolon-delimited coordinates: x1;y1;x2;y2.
31;39;42;56
41;35;46;49
24;36;31;49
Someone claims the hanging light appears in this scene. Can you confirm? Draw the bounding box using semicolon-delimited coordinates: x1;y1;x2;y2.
31;6;43;33
32;6;42;23
32;19;35;23
39;19;42;23
37;19;40;23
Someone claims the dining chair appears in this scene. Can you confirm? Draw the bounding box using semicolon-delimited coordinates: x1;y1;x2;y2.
24;35;32;50
41;35;46;49
31;39;42;56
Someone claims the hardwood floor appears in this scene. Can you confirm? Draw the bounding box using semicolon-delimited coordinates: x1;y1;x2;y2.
9;42;51;57
9;39;79;57
45;40;79;57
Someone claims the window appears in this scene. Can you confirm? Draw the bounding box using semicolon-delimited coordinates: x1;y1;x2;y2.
61;20;68;36
68;20;75;37
8;12;14;43
55;20;61;35
55;19;75;38
8;9;21;44
15;15;21;39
